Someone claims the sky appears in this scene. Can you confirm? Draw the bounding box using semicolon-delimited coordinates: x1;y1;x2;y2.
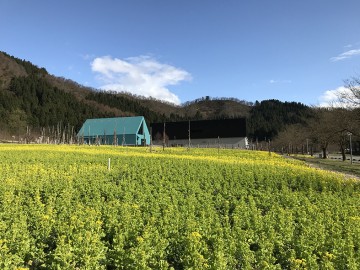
1;0;360;106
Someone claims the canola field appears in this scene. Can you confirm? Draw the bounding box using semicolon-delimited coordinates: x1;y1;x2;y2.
0;144;359;269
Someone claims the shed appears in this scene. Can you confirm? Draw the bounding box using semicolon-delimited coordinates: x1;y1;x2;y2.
77;116;150;146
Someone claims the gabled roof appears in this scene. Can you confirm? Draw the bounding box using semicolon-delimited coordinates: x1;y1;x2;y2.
77;116;145;136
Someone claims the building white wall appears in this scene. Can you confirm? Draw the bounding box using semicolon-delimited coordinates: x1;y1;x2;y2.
155;137;249;149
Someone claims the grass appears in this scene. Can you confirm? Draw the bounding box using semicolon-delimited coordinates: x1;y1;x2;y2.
292;155;360;178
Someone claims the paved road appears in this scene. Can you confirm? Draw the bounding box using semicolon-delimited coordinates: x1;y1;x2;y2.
324;154;360;162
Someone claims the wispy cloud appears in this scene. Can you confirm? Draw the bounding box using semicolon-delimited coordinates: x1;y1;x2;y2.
269;79;292;84
91;55;192;105
330;49;360;62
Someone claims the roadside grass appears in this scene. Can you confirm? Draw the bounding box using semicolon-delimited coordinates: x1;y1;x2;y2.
292;155;360;178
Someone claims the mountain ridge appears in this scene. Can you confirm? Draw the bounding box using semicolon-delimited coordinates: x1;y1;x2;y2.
0;51;311;141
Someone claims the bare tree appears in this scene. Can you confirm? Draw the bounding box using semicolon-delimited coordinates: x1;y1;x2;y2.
272;124;310;155
338;76;360;107
309;108;356;159
331;108;357;160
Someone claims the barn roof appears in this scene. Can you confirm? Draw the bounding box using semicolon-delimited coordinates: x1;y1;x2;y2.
77;116;145;137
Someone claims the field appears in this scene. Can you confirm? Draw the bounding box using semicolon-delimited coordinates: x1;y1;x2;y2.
0;145;359;270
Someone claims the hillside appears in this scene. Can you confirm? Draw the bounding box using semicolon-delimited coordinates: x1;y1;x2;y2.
0;52;27;89
0;51;311;141
248;99;313;140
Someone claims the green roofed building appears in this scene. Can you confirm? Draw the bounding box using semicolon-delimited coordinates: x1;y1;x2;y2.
77;116;150;146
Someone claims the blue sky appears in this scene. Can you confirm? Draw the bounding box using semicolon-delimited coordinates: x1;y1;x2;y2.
1;0;360;105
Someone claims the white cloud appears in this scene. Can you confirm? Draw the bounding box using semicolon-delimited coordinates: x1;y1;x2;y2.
91;55;192;105
318;86;350;107
269;79;292;84
330;49;360;62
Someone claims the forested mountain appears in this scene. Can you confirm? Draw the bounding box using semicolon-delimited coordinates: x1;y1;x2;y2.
248;100;313;141
0;51;312;141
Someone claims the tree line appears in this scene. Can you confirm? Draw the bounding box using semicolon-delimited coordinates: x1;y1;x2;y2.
272;77;360;159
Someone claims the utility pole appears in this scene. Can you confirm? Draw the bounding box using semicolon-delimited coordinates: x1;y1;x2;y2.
188;120;191;150
348;132;353;165
122;127;126;146
88;126;91;145
149;127;152;152
163;122;166;151
306;138;309;155
113;129;117;146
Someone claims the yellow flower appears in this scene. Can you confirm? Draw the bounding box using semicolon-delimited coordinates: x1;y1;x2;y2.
323;252;335;260
190;231;202;239
136;236;144;243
